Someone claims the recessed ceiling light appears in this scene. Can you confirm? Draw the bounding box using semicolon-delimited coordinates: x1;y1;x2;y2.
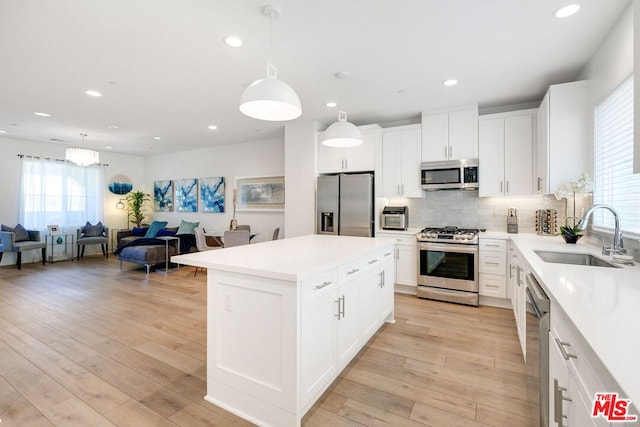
85;90;102;97
326;102;337;108
443;79;458;87
553;3;581;18
153;136;162;140
34;112;51;117
0;130;6;133
107;124;120;130
397;89;407;94
223;35;243;47
105;146;113;150
208;125;218;130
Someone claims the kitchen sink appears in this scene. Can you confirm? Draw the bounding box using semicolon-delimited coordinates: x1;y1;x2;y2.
534;250;619;268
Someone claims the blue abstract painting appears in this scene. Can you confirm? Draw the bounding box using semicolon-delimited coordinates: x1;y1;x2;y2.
154;180;174;212
175;178;198;213
199;177;225;213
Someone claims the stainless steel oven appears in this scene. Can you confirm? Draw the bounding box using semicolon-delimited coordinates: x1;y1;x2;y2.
416;235;479;306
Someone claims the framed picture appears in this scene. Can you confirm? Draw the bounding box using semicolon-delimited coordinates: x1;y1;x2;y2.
47;225;61;235
200;177;225;213
154;180;174;212
235;175;285;212
175;178;198;213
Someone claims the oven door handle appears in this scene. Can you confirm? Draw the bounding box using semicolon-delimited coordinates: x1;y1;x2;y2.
418;242;478;254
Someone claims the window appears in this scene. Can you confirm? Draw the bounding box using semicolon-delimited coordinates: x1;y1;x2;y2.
593;75;640;234
20;158;104;229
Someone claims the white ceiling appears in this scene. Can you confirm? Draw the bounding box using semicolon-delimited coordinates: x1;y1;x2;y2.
0;0;631;156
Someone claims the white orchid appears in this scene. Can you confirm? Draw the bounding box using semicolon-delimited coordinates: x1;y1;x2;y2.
554;173;593;200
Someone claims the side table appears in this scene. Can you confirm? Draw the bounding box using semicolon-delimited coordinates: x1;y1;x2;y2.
47;233;75;262
156;235;180;274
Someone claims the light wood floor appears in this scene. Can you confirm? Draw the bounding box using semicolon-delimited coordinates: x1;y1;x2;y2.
0;257;538;426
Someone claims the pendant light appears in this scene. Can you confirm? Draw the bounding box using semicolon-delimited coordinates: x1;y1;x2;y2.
322;72;362;147
65;133;100;166
239;5;301;122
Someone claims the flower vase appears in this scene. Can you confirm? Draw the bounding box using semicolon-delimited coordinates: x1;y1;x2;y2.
229;218;237;231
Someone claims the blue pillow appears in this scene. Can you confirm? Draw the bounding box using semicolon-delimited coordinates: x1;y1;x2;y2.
177;220;199;235
157;228;177;237
131;227;148;236
84;221;104;237
144;221;168;238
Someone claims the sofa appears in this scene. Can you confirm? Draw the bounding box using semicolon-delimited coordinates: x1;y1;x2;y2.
115;224;196;274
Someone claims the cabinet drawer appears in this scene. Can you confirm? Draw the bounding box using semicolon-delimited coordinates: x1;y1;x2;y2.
302;270;337;303
479;238;507;252
377;233;417;246
479;273;506;298
338;259;362;283
479;251;506;274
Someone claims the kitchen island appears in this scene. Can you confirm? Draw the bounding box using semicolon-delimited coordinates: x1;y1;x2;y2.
172;234;396;427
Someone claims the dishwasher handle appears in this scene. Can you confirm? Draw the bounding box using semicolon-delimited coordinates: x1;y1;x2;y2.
526;273;550;317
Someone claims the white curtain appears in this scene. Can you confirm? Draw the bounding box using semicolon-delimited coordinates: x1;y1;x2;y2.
20;158;105;229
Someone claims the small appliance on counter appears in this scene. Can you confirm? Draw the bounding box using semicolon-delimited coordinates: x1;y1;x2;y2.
507;208;518;234
535;209;558;235
381;206;408;230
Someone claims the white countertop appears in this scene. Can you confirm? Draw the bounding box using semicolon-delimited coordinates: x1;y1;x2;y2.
509;234;640;406
172;234;394;282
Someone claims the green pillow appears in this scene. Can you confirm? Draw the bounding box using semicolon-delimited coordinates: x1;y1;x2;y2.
177;220;199;235
144;221;168;238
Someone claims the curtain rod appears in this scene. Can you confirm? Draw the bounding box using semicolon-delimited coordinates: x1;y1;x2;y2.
17;154;109;167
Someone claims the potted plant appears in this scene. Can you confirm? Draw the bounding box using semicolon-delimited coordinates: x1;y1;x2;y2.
126;190;150;228
559;224;583;244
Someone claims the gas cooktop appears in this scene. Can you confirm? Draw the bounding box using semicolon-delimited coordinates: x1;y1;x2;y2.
416;226;480;244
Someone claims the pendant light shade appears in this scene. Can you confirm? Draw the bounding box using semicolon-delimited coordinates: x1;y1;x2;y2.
240;63;301;121
322;111;362;147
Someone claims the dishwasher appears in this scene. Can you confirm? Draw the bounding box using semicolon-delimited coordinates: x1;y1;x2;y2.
526;272;550;427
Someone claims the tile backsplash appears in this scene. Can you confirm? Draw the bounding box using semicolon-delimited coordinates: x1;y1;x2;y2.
402;190;591;233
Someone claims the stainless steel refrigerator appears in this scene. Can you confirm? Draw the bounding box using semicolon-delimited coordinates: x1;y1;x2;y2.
316;173;374;237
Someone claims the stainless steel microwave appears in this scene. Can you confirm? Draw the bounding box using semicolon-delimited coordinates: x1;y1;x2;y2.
421;159;479;191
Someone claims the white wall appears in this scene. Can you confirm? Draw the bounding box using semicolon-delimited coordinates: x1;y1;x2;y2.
144;137;284;244
0;135;145;265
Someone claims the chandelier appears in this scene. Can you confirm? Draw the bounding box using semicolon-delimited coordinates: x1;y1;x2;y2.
65;133;99;166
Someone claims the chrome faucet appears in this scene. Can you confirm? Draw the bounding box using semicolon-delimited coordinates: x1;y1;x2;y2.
577;204;625;255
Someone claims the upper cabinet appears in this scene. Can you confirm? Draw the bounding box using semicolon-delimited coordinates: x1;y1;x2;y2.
479;109;535;197
317;124;381;174
421;105;478;162
535;81;589;195
381;124;422;198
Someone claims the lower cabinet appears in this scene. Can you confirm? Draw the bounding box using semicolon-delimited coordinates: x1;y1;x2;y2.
509;244;527;358
376;231;417;292
301;248;395;410
479;238;507;299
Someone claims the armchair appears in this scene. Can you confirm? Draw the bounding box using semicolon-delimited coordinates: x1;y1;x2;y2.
0;226;46;269
76;222;109;260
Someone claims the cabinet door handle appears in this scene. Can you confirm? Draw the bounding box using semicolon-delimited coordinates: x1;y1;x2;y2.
344;159;348;170
506;181;509;193
449;146;452;158
378;271;384;287
484;261;500;265
347;268;360;275
555;338;578;360
537;177;543;191
500;181;503;193
368;259;378;265
335;298;342;320
384;251;393;257
485;244;501;248
397;184;400;195
401;184;405;195
444;146;447;158
554;379;572;424
315;281;332;290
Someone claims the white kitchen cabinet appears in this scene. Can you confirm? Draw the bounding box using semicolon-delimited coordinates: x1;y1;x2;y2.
549;305;612;427
508;245;527;357
317;124;381;173
479;109;535;197
361;249;395;341
535;81;589;195
375;232;417;292
421;105;478;162
479;238;507;299
381;125;422;197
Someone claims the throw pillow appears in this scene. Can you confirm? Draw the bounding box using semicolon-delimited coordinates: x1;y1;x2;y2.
12;224;30;242
144;221;168;238
177;220;199;235
84;221;104;237
131;227;148;236
157;228;177;237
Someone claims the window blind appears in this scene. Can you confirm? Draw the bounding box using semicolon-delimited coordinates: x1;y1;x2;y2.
593;75;640;234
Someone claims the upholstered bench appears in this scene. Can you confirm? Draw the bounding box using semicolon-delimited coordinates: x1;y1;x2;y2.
118;243;178;275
